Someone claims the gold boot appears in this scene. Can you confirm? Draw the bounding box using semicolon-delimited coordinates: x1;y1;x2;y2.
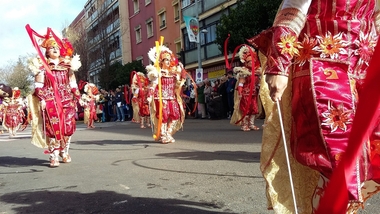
241;116;250;131
248;115;259;130
160;123;169;144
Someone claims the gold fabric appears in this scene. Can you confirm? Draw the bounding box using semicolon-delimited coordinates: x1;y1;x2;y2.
273;7;306;36
230;82;242;126
83;108;90;125
132;101;140;122
28;94;48;148
258;52;319;214
149;78;185;139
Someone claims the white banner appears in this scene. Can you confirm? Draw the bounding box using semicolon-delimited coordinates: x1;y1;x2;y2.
183;16;199;43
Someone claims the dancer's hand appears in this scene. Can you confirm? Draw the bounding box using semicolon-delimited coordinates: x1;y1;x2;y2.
265;74;288;102
40;100;46;110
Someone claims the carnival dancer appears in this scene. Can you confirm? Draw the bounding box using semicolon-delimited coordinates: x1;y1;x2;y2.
1;87;26;137
131;71;151;128
81;83;99;129
26;25;81;167
0;84;12;134
248;0;380;213
230;45;262;131
146;44;186;144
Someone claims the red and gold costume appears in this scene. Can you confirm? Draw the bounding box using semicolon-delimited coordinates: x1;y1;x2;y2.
131;71;151;128
27;26;81;167
146;45;186;144
0;84;12;134
1;88;25;137
81;83;99;129
230;45;261;131
249;0;380;213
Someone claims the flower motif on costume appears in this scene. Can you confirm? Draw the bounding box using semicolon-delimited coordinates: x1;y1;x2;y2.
314;32;348;59
277;34;301;58
295;34;318;66
321;100;352;132
50;116;59;125
354;31;377;66
370;140;380;160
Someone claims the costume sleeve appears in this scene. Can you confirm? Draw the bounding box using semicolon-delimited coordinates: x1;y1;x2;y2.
247;0;311;76
374;0;380;33
34;69;49;101
69;71;81;100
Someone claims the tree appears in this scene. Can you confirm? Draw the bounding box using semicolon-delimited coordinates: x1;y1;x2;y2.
65;27;89;82
64;21;89;82
215;0;281;55
116;60;145;86
98;60;145;90
98;61;120;90
0;57;34;97
85;0;129;86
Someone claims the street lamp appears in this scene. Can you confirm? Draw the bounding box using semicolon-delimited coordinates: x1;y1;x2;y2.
197;29;208;70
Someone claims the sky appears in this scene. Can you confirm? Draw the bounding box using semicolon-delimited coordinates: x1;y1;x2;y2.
0;0;88;67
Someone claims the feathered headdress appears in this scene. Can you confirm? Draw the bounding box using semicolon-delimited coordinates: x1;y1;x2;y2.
238;45;255;63
84;83;99;95
147;45;172;63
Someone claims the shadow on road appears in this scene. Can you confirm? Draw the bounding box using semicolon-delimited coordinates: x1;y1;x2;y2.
0;190;235;214
156;150;260;163
73;139;153;146
0;156;47;168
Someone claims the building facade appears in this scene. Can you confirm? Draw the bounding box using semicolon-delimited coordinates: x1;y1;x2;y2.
181;0;238;81
128;0;157;65
69;0;239;86
84;0;130;85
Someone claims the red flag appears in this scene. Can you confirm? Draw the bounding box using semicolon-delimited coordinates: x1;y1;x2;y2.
316;39;380;213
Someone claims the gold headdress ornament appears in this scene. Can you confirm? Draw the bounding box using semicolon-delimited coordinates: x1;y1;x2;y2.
148;45;172;63
160;51;171;61
40;37;60;49
238;45;255;63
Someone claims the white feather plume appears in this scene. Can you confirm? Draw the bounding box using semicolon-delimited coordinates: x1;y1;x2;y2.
70;54;82;71
146;64;159;81
28;57;43;75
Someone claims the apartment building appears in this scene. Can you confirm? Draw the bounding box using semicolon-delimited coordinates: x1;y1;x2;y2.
181;0;238;81
84;0;131;85
69;0;239;85
128;0;157;65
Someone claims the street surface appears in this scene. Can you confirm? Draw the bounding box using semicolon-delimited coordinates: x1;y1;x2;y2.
0;118;379;214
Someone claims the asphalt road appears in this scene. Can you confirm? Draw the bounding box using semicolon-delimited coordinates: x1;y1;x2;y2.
0;118;379;214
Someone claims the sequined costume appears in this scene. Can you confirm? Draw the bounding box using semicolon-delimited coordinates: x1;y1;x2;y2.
146;45;186;144
27;26;81;167
249;0;380;213
81;83;99;129
2;88;25;137
230;45;262;131
131;71;151;128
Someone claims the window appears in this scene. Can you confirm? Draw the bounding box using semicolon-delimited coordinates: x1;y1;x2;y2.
133;0;139;14
159;12;166;29
145;0;151;5
146;18;153;38
173;2;180;22
135;25;142;43
182;0;190;8
136;56;143;65
175;40;181;55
